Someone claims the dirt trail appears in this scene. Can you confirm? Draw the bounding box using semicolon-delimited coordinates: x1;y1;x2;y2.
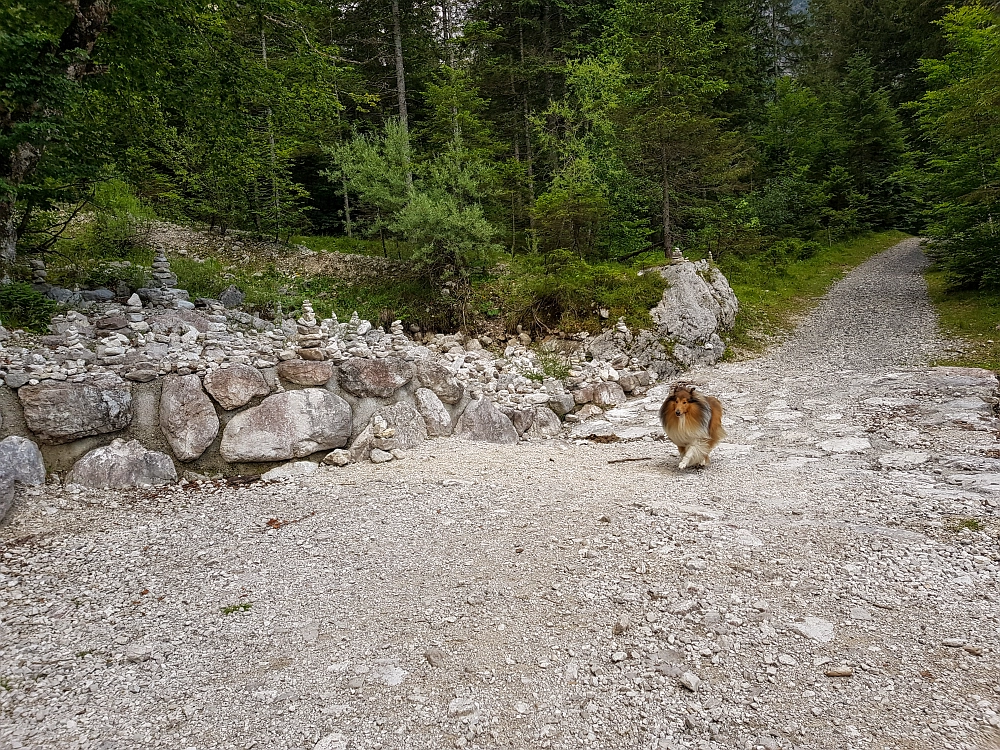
2;238;999;750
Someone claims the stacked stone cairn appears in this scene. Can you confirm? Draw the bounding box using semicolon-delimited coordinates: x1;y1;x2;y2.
294;300;326;361
64;325;85;351
343;312;372;358
28;259;47;290
147;250;184;308
322;313;347;362
390;320;409;354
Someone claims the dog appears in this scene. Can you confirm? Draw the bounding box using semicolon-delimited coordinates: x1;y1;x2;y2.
659;384;727;469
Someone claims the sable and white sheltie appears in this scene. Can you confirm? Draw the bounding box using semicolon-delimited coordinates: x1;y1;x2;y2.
659;384;727;469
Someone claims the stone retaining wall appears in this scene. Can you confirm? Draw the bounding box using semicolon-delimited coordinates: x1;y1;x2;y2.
0;257;739;498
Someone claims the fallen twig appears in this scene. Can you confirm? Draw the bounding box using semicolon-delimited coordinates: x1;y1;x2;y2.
608;457;653;464
265;511;316;530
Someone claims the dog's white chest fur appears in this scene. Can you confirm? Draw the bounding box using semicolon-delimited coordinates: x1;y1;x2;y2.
664;413;713;469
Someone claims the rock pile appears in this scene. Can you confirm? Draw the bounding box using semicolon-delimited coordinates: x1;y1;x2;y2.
0;252;738;504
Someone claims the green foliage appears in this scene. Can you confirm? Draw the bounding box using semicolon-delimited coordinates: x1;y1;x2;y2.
915;4;1000;291
531;157;609;257
520;350;572;382
220;602;252;615
89;179;155;257
326;121;412;237
328;121;500;275
947;517;985;533
0;281;58;332
497;250;668;335
925;268;1000;372
390;192;500;274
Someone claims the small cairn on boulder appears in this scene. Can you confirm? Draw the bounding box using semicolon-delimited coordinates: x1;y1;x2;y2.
343;312;371;357
389;320;409;355
323;313;347;362
295;300;327;361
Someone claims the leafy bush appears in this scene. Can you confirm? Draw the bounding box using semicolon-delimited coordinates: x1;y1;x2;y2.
522;350;572;381
927;230;1000;291
766;238;823;264
0;282;58;332
390;192;501;275
90;179;155;257
502;250;667;334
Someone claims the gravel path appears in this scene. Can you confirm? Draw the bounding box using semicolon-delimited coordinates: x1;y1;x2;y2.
2;238;999;750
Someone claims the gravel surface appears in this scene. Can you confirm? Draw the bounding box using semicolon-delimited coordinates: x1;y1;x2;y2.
2;238;999;750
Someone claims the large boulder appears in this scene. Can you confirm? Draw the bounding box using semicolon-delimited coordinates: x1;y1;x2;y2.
338;357;413;398
220;388;352;462
528;406;563;437
415;387;453;437
370;402;427;451
592;382;627;409
0;436;46;486
585;260;738;376
456;398;518;444
159;374;220;461
652;260;738;342
203;365;270;410
414;361;463;404
276;359;334;387
19;375;132;444
66;439;177;488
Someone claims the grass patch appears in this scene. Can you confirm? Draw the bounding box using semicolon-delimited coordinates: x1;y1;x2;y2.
220;601;252;615
925;270;1000;371
947;517;985;533
520;350;573;382
718;230;911;357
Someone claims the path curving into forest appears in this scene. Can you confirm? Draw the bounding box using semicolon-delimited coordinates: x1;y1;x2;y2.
763;236;945;375
2;239;999;750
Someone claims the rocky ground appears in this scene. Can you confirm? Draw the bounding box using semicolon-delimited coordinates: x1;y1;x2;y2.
1;237;999;750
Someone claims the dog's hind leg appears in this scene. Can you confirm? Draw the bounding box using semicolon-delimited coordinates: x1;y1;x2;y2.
683;443;709;469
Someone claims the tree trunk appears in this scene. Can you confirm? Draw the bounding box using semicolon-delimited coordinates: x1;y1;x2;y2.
261;26;281;242
390;0;413;188
440;0;459;138
343;178;353;238
523;96;535;228
0;196;18;271
0;0;111;273
661;142;673;259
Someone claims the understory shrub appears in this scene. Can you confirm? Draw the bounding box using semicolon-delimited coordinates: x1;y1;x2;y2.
0;282;58;332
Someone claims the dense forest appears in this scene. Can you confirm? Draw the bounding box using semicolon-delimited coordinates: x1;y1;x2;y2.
1;0;998;325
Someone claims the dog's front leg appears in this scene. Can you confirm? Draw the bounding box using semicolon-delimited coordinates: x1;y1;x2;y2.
678;450;692;470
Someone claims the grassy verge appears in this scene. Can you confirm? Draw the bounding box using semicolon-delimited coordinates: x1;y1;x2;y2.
925;269;1000;371
718;230;911;358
